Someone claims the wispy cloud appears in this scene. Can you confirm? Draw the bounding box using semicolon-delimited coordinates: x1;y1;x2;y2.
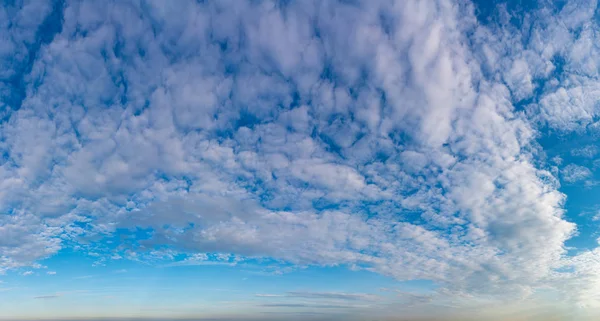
561;164;593;183
260;303;354;309
571;145;599;158
256;291;381;302
285;292;381;302
33;295;60;299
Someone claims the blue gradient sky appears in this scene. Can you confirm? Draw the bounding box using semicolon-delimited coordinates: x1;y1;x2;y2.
4;0;600;320
0;252;420;319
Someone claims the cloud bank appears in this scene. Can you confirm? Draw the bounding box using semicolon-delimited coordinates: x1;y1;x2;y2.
2;0;600;311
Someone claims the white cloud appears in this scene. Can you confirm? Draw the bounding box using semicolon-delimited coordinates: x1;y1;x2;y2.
552;156;564;165
47;271;56;275
572;145;599;158
21;271;33;276
0;0;600;311
561;164;593;183
255;294;286;298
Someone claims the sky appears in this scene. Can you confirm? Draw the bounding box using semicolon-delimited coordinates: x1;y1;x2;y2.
5;0;600;320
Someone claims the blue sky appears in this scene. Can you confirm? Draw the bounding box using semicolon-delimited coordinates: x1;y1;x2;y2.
4;0;600;320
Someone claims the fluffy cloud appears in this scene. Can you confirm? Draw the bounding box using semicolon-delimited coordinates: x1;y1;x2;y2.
1;0;600;310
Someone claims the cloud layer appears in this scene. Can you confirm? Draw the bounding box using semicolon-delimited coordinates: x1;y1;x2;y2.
2;0;600;310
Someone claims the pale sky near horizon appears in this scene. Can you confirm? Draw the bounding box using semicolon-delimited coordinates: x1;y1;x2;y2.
4;0;600;320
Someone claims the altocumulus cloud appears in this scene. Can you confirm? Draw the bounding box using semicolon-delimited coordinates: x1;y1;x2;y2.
3;0;600;310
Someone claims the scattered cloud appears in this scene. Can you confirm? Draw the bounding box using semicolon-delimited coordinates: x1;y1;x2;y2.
572;145;599;158
21;271;33;276
561;164;593;183
552;156;564;165
47;271;56;275
1;0;600;312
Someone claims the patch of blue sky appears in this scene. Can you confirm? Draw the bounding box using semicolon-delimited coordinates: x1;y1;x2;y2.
0;249;406;319
537;129;600;253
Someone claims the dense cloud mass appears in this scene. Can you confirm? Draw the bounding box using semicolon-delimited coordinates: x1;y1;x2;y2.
3;0;600;309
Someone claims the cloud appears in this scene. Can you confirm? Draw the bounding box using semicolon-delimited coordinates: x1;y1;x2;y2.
21;271;33;276
260;303;354;309
285;292;381;302
390;290;435;307
164;252;239;267
256;294;286;298
561;164;593;183
47;271;56;275
33;294;60;299
572;145;599;158
256;292;380;302
1;0;600;311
